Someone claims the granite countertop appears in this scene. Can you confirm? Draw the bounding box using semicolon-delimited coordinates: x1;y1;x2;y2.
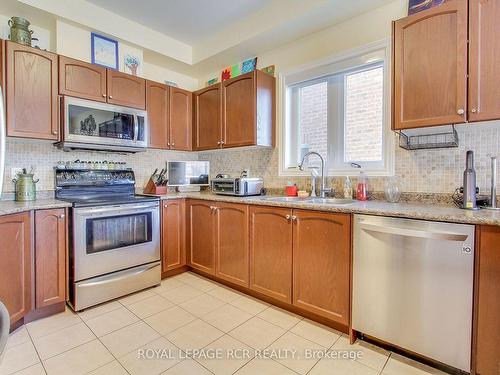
149;191;500;227
2;192;498;227
0;199;72;216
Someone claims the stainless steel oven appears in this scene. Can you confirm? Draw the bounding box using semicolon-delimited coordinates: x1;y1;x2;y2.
57;97;148;152
73;202;160;282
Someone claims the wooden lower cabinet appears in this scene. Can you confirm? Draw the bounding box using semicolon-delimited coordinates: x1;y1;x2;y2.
0;212;32;325
215;203;249;287
474;225;500;375
292;210;350;325
34;209;66;308
249;206;293;303
161;200;186;273
188;200;216;274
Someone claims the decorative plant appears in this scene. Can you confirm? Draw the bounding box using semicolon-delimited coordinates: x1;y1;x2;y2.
124;54;140;76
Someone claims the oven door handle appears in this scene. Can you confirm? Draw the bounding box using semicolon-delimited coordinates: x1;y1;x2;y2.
75;203;159;216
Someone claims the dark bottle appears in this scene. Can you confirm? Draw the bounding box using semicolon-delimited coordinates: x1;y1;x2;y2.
462;150;477;210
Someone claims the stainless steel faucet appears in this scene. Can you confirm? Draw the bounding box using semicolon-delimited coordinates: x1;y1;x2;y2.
299;151;332;198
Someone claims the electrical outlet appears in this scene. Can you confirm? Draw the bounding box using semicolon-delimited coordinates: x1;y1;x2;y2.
11;168;23;180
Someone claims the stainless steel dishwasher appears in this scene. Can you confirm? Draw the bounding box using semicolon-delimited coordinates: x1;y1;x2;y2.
352;214;474;372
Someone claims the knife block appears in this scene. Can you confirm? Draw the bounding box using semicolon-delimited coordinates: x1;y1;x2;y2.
143;178;168;195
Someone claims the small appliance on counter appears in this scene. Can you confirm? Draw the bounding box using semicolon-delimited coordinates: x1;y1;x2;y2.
167;161;209;192
211;171;263;196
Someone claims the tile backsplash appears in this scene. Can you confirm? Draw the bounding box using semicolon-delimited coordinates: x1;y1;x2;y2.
3;122;499;199
2;138;197;194
200;123;500;196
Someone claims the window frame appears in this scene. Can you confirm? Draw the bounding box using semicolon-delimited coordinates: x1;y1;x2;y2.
278;39;394;177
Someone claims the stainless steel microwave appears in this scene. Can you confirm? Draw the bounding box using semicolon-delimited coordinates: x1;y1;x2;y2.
56;97;148;153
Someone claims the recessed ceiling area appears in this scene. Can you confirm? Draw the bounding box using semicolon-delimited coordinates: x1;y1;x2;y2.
86;0;269;45
16;0;397;68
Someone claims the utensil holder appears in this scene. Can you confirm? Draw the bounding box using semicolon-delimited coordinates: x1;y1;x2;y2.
143;178;167;195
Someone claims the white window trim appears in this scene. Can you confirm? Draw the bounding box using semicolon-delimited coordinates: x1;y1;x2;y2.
278;38;394;177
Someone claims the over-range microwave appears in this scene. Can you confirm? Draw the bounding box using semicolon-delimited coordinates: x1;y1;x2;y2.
55;97;148;153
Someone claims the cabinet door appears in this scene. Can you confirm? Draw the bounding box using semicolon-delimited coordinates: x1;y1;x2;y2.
169;87;192;151
188;200;215;274
6;41;59;140
59;56;107;102
193;85;222;150
215;203;249;287
468;0;500;122
222;72;256;147
474;225;500;375
147;80;169;149
292;210;350;324
35;209;66;308
249;206;292;303
393;0;467;129
0;212;32;324
107;70;146;109
161;200;186;273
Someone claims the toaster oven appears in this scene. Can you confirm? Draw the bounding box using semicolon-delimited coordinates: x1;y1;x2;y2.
211;177;263;196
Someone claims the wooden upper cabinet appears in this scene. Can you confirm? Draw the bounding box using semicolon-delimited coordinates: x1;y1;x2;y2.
34;209;66;309
214;203;249;287
292;210;350;325
147;80;169;149
249;206;293;303
222;72;256;148
161;200;186;273
0;212;32;325
193;84;222;150
474;225;500;375
392;0;468;129
107;69;146;109
468;0;500;122
59;56;106;102
5;41;59;140
188;200;215;275
169;87;192;151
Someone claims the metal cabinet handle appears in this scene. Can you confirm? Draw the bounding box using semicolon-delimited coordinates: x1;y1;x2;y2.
171;142;175;147
291;215;297;221
167;142;171;146
109;95;113;99
102;94;106;98
52;130;58;135
217;141;221;145
285;214;291;220
471;108;477;113
457;108;465;115
59;214;65;219
221;140;225;145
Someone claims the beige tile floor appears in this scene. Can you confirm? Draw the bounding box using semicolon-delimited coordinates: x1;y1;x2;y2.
0;272;448;375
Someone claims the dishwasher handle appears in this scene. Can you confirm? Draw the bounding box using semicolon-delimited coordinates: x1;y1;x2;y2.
359;223;469;242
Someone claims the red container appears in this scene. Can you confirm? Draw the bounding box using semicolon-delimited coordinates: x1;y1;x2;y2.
285;185;298;197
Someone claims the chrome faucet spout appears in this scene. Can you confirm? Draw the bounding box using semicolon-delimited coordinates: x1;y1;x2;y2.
299;152;331;198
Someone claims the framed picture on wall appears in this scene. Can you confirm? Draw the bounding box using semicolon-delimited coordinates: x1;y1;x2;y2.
408;0;446;15
91;32;118;70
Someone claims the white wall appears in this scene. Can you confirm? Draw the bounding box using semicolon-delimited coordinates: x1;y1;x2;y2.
56;20;198;90
198;0;407;85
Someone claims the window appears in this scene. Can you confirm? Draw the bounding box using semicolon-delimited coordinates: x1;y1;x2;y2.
281;41;393;176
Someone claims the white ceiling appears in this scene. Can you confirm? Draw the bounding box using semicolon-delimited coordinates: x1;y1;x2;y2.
86;0;269;45
16;0;398;69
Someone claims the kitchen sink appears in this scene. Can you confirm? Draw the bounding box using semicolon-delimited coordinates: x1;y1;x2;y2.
260;196;308;202
260;196;355;205
307;198;356;205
